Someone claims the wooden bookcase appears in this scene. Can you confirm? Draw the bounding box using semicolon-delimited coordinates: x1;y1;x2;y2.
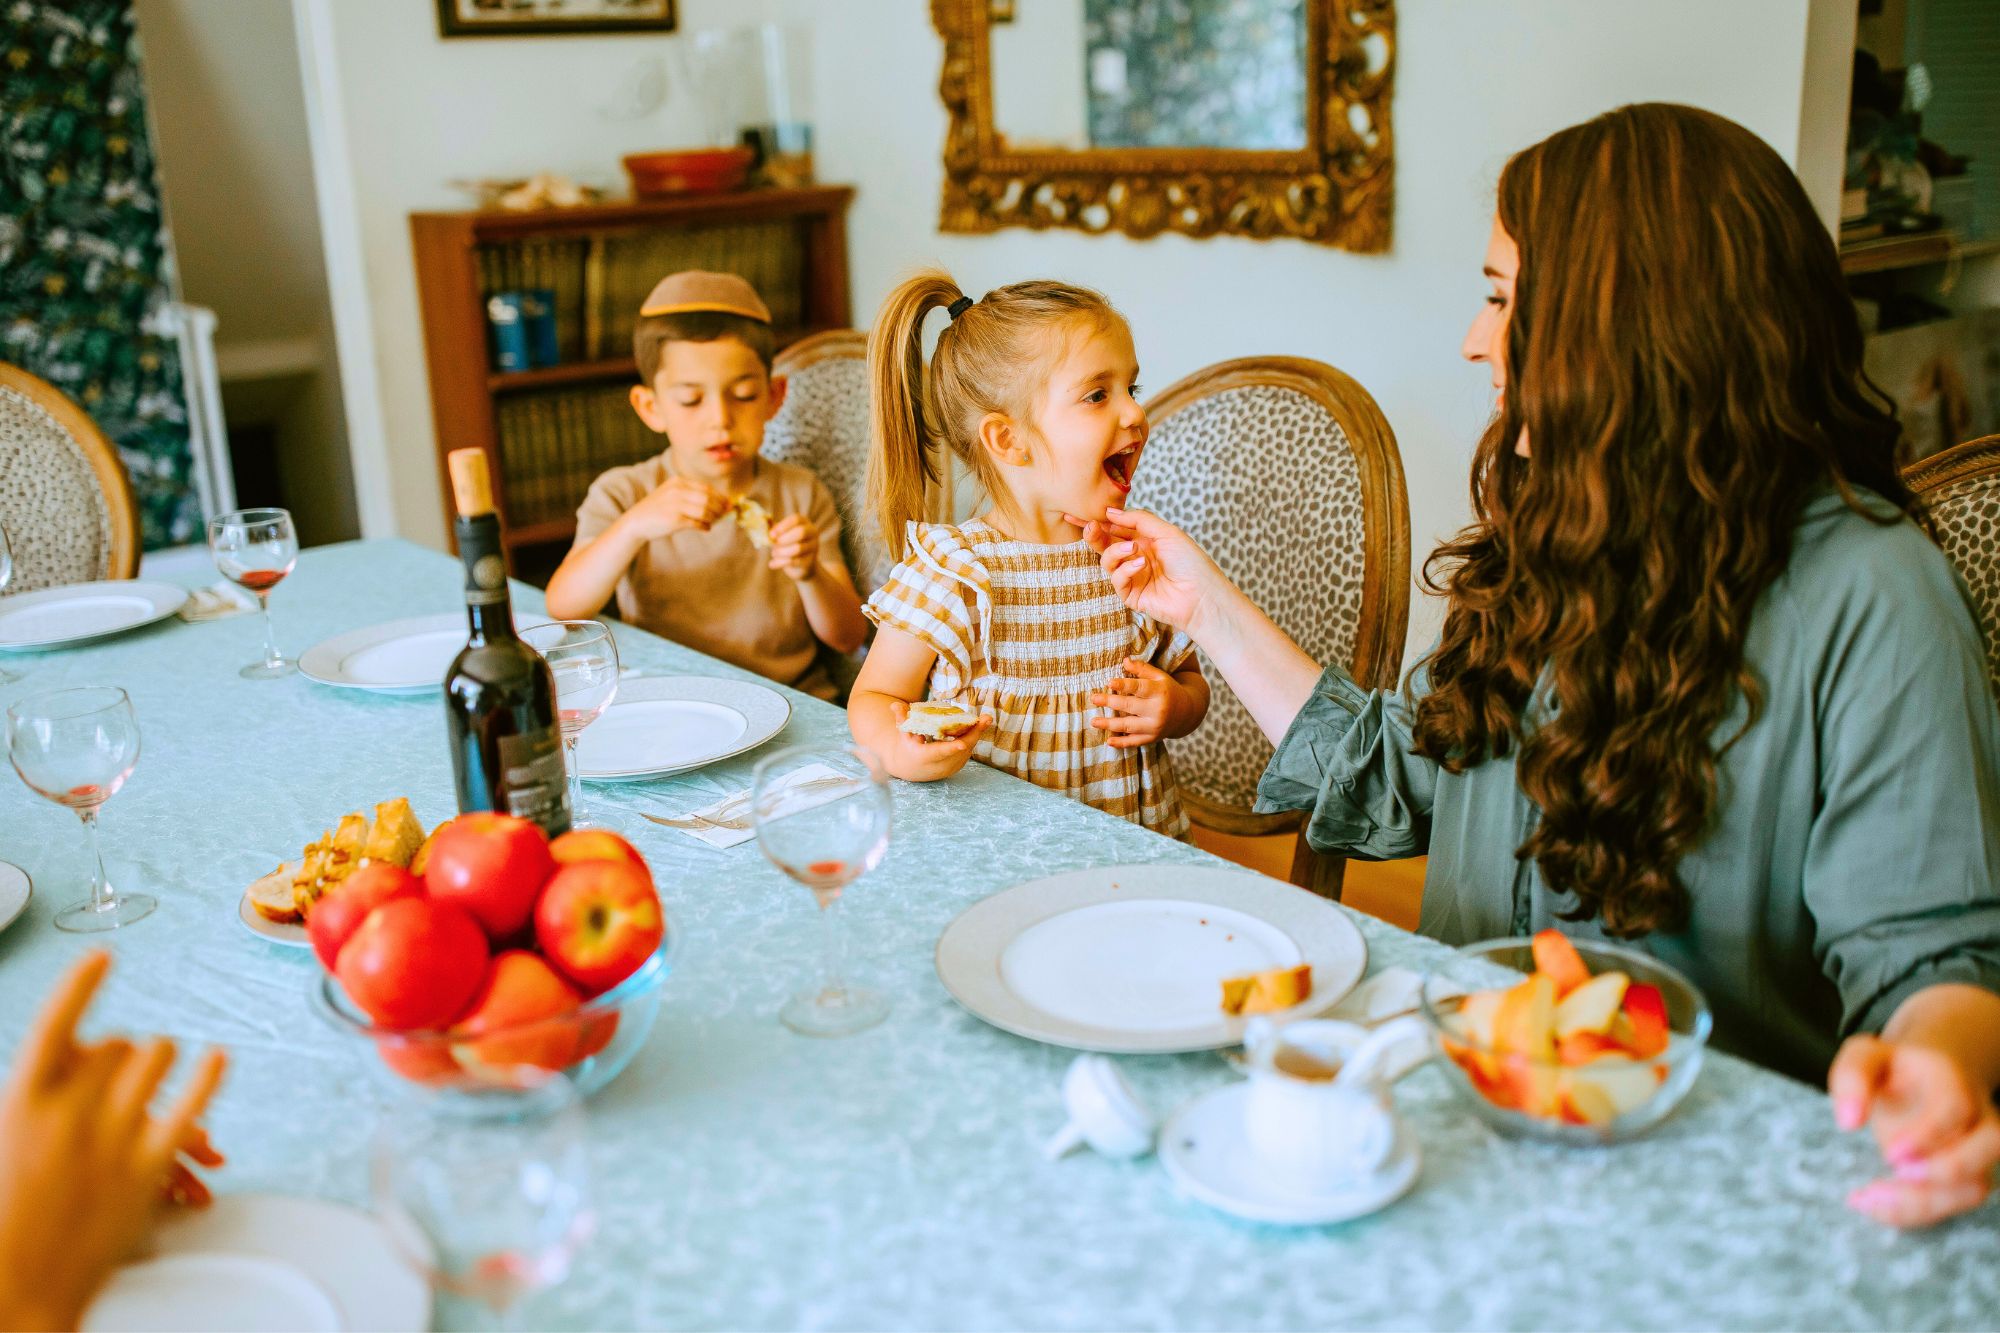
410;186;854;563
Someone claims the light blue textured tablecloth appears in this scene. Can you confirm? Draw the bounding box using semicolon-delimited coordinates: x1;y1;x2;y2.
0;540;1995;1332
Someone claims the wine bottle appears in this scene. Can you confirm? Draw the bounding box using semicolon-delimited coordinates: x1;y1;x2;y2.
442;448;571;837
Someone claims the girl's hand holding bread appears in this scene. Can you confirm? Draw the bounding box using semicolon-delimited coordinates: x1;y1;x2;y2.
886;701;992;780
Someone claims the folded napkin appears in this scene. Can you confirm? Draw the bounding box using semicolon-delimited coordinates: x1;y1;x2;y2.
654;761;849;850
176;582;256;622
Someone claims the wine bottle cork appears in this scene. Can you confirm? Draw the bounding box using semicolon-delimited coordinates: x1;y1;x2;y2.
448;448;495;518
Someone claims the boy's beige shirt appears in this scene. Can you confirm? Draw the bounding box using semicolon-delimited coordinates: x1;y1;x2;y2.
574;453;845;700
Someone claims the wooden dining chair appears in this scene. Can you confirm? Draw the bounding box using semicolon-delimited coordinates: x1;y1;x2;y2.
1905;432;2000;701
0;362;141;592
759;329;895;597
1130;357;1410;900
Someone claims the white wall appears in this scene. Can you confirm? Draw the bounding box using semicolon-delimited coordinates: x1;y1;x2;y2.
305;0;1833;662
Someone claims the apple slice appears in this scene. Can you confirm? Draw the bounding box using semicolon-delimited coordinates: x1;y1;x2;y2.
1500;1053;1563;1117
1559;1074;1620;1127
1556;1031;1624;1066
1530;929;1592;997
1453;989;1504;1047
1619;982;1671;1060
1493;973;1558;1061
1553;970;1629;1038
1567;1055;1662;1118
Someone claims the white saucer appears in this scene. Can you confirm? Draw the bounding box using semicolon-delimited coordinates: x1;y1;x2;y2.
576;674;791;780
1158;1082;1420;1226
0;579;188;650
83;1252;342;1331
299;613;479;692
0;860;30;934
146;1193;429;1332
237;881;310;949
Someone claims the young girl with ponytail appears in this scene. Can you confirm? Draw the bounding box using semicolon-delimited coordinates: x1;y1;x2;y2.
847;270;1209;837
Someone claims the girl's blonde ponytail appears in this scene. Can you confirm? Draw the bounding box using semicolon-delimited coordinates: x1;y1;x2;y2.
867;269;961;562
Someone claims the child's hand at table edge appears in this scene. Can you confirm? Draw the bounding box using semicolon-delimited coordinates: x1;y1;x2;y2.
1090;659;1203;749
767;513;822;582
1830;1028;2000;1228
884;701;992;781
0;952;229;1332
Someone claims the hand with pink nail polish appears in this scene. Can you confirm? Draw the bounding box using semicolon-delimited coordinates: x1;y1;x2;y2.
1827;1010;2000;1229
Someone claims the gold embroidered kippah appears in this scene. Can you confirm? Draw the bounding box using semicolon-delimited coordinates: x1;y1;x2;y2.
638;270;772;323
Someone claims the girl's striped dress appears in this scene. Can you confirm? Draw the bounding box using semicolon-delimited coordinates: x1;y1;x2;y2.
863;518;1193;838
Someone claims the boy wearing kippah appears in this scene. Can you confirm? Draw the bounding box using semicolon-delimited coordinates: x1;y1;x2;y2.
545;272;866;699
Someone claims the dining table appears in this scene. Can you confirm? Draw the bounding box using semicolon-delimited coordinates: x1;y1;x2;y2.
1;537;1996;1332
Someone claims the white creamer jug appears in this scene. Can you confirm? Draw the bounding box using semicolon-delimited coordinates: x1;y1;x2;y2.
1240;1015;1429;1189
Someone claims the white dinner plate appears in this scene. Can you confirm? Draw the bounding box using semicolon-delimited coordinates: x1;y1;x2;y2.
1158;1082;1421;1226
576;674;791;780
0;579;188;650
935;864;1367;1054
299;613;480;692
0;860;29;935
237;870;310;949
83;1252;342;1332
143;1193;430;1333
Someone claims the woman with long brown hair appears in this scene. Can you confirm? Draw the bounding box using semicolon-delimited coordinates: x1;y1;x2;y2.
1080;104;2000;1227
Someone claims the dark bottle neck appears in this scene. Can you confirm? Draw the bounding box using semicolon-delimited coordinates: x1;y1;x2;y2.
454;513;516;643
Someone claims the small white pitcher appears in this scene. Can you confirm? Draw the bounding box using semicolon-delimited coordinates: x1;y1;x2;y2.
1240;1015;1430;1189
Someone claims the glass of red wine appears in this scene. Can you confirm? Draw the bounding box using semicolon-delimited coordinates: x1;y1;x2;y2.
751;743;892;1037
7;686;152;931
207;507;299;679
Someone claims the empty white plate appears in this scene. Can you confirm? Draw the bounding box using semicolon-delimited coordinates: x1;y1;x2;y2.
936;864;1366;1054
83;1252;342;1332
1158;1082;1421;1226
0;860;30;935
0;579;188;650
576;674;790;780
145;1193;429;1332
300;613;480;692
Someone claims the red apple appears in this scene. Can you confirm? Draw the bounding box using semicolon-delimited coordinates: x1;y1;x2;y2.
375;1034;462;1086
550;829;650;880
451;951;585;1076
423;813;556;940
309;863;422;970
574;1011;620;1061
335;897;489;1030
534;859;663;994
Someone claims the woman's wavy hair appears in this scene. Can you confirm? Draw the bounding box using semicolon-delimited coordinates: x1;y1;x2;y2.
1411;103;1906;937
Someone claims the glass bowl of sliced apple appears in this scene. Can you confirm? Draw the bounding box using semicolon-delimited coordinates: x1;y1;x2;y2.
1420;932;1712;1145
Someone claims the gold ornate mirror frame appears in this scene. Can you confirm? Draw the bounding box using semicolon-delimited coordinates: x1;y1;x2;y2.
933;0;1395;250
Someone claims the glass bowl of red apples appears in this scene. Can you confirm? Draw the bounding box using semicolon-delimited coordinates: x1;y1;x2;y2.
1420;931;1711;1145
308;817;675;1099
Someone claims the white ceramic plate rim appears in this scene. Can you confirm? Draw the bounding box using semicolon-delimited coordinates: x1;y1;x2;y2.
236;873;310;949
0;579;189;650
298;613;474;692
579;674;791;780
1158;1081;1421;1226
82;1251;342;1332
150;1192;430;1333
935;864;1367;1054
0;860;31;935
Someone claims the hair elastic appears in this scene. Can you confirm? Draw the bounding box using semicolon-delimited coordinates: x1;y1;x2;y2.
947;295;974;321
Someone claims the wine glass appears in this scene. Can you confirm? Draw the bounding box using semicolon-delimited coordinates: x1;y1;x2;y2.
373;1077;593;1331
6;686;152;931
520;620;620;829
752;744;892;1037
0;519;20;684
206;507;298;679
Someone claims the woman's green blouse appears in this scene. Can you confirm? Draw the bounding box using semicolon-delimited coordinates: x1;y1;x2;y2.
1257;490;2000;1082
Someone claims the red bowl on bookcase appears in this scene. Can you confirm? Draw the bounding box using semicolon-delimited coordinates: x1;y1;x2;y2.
621;148;754;198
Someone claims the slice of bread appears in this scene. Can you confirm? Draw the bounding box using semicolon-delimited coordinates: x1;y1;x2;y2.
900;700;982;740
266;797;428;923
1220;963;1313;1016
732;496;773;549
364;797;424;868
246;863;301;923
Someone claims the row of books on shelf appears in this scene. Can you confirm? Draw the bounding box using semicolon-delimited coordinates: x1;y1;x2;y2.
477;220;809;373
495;384;661;531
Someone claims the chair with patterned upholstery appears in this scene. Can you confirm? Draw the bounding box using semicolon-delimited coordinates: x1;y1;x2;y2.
0;362;141;593
760;330;893;597
1130;357;1410;899
1906;433;2000;701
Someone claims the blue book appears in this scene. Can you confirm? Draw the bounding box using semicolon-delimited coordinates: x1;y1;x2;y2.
487;292;529;373
522;288;560;368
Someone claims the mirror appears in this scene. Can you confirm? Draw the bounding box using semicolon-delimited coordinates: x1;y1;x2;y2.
936;0;1394;249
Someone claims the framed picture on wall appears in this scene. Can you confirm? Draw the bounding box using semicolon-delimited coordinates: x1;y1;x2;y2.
436;0;676;38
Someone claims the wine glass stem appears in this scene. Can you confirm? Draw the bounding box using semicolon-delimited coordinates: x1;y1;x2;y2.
256;591;282;667
817;893;849;999
79;808;114;915
564;734;584;825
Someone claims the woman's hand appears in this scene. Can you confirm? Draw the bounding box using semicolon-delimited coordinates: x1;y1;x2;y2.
0;952;229;1331
1830;1031;2000;1228
1065;507;1229;635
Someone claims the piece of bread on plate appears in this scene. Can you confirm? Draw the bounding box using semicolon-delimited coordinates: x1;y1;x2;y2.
247;863;301;923
364;797;424;867
1220;963;1313;1016
900;700;982;741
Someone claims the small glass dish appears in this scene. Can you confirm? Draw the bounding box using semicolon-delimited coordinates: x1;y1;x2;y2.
1420;937;1711;1146
312;935;674;1102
